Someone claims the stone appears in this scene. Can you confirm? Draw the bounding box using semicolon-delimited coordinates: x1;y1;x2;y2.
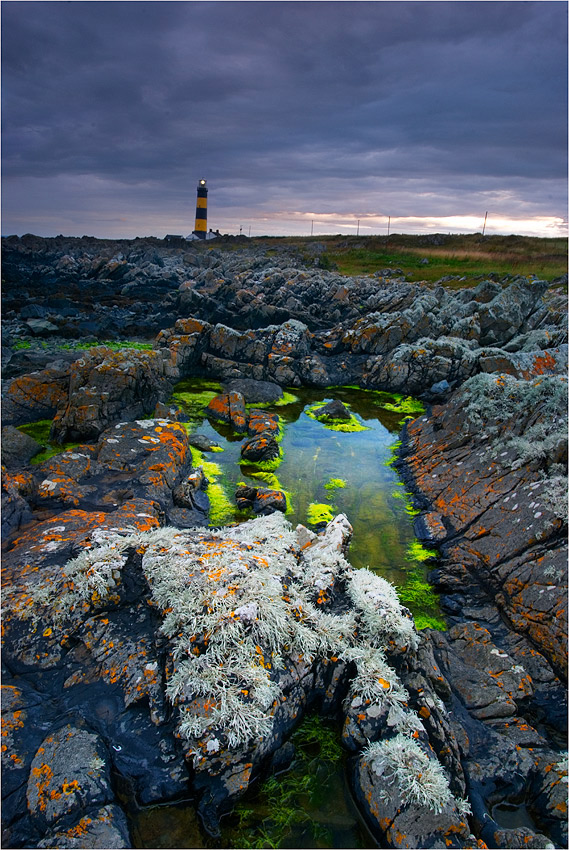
240;433;280;463
315;399;351;420
235;485;287;515
1;425;42;467
51;347;173;442
225;380;283;404
27;725;113;826
205;391;248;432
247;409;280;438
2;364;72;427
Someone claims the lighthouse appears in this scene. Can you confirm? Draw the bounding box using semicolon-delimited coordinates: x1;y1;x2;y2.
193;179;208;239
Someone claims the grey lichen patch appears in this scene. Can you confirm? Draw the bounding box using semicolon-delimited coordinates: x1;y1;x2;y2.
362;733;462;815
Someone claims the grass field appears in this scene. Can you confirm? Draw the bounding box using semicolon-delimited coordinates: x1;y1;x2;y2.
249;233;567;287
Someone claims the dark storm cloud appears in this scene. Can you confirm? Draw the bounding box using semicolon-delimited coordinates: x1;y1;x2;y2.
1;1;567;236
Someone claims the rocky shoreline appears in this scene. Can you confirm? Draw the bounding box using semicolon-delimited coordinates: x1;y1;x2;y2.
2;236;567;849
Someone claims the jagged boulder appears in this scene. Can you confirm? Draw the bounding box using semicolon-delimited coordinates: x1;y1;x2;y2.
50;347;173;442
205;391;248;433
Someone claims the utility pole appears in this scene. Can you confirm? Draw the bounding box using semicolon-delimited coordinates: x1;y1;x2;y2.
482;211;488;236
357;219;360;236
387;216;390;237
311;220;314;236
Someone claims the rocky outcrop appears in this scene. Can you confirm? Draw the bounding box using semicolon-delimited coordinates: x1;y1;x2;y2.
396;371;568;848
153;277;566;397
49;347;174;443
2;510;481;849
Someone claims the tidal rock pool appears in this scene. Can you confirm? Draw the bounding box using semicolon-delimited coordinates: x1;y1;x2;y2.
172;381;443;632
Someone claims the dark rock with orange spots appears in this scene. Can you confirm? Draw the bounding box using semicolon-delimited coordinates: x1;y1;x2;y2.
2;466;35;535
235;485;286;515
2;364;72;427
240;432;280;464
25;421;196;517
479;344;568;380
247;409;280;438
205;391;248;433
27;725;112;827
50;347;173;442
395;372;567;849
36;804;131;849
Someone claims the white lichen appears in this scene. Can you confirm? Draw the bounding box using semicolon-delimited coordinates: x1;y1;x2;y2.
362;733;454;814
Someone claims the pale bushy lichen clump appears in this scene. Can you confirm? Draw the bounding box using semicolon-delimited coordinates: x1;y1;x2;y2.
362;733;471;816
138;513;423;760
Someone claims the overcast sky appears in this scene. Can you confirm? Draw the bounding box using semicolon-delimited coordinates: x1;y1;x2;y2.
2;1;567;238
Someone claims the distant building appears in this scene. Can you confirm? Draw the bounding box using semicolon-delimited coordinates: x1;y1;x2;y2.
192;179;208;239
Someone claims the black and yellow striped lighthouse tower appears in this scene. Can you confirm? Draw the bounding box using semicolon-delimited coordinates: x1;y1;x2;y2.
193;179;208;239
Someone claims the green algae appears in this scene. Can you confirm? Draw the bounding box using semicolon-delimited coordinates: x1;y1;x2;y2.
170;378;224;423
190;446;236;526
305;402;370;433
229;715;346;849
398;574;446;632
381;395;425;416
238;452;283;473
60;340;153;351
385;439;402;467
307;502;335;525
323;477;346;499
17;420;80;465
406;540;438;562
413;613;447;631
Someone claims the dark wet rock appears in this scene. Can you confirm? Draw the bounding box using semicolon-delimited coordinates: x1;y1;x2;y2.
240;433;280;463
153;400;187;421
2;346;82;380
1;425;43;468
224;378;283;404
187;433;222;452
173;468;208;512
25;318;60;336
235;485;287;515
1;466;35;535
315;399;351;420
205;391;247;433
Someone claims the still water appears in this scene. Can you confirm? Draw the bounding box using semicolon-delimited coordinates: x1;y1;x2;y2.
129;381;444;849
171;380;443;628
